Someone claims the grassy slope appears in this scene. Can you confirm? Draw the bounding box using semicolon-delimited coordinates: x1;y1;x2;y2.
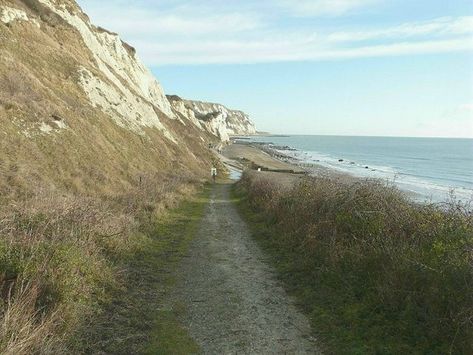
77;185;211;354
0;2;235;352
0;3;217;351
0;0;217;198
0;176;203;352
233;175;473;354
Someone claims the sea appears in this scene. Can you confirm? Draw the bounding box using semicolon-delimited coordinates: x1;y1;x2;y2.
244;135;473;203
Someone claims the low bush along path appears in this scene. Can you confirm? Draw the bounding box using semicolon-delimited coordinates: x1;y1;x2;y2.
170;183;318;354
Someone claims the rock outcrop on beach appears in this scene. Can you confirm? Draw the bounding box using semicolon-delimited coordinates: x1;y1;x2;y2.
0;0;256;195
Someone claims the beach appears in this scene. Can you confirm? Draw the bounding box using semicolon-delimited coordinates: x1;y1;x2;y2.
225;135;473;203
240;135;473;203
222;141;359;188
223;142;305;173
222;141;426;201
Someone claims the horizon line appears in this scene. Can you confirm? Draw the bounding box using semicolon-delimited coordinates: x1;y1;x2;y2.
252;133;473;139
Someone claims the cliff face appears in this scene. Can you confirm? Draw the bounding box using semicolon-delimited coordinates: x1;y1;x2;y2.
168;95;257;142
0;0;256;195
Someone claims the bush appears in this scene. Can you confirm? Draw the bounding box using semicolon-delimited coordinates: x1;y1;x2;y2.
0;173;198;353
238;172;473;353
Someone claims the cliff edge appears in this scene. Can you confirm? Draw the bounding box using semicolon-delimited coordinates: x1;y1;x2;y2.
167;95;257;142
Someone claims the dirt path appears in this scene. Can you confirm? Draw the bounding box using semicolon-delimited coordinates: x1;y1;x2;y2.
171;183;318;354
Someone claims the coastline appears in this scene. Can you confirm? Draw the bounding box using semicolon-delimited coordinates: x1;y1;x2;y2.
222;141;425;201
221;142;347;193
234;149;473;354
222;141;362;183
232;136;473;204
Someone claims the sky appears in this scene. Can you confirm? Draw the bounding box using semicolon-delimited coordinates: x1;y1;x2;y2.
77;0;473;138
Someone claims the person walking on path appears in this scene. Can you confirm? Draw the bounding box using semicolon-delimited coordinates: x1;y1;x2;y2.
211;167;217;183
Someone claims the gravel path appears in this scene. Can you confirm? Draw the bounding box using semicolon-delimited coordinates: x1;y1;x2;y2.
171;183;319;354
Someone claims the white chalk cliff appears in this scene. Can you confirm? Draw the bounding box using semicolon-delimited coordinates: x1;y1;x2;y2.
0;0;255;142
167;96;257;142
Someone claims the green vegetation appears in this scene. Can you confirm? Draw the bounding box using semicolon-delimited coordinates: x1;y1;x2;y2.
0;2;234;353
81;183;209;354
0;176;208;353
0;9;218;351
235;172;473;354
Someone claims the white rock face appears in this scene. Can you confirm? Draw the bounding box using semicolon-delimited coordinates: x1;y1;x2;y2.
168;97;204;130
37;0;176;139
168;96;257;142
53;120;68;130
78;67;176;142
11;0;256;142
39;122;54;134
1;6;40;27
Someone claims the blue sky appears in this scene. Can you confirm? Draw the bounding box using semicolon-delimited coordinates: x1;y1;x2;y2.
78;0;473;137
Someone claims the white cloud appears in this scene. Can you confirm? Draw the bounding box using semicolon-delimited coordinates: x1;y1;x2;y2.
134;37;473;65
277;0;381;16
78;1;473;66
328;16;473;42
90;10;261;37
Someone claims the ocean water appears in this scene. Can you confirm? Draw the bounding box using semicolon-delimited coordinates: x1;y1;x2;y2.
245;135;473;203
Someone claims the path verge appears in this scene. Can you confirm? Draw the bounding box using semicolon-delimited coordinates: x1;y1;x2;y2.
77;186;210;354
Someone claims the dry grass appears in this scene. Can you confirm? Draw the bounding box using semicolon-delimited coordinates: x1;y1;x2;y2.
0;172;201;353
0;2;218;351
0;281;62;354
0;3;215;199
238;172;473;353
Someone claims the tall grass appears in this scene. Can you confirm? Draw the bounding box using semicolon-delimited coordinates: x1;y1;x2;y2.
238;171;473;353
0;5;216;351
0;173;198;354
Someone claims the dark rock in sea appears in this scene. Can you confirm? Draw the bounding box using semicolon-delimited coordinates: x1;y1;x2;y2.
272;145;297;151
365;166;369;169
338;159;344;162
350;162;355;165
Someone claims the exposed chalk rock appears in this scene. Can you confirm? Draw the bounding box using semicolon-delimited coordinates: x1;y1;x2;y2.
78;67;176;142
168;95;257;142
1;6;40;27
37;0;174;118
4;0;256;145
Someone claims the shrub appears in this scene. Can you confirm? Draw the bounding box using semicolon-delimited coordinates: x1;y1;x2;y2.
238;172;473;353
0;173;198;353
